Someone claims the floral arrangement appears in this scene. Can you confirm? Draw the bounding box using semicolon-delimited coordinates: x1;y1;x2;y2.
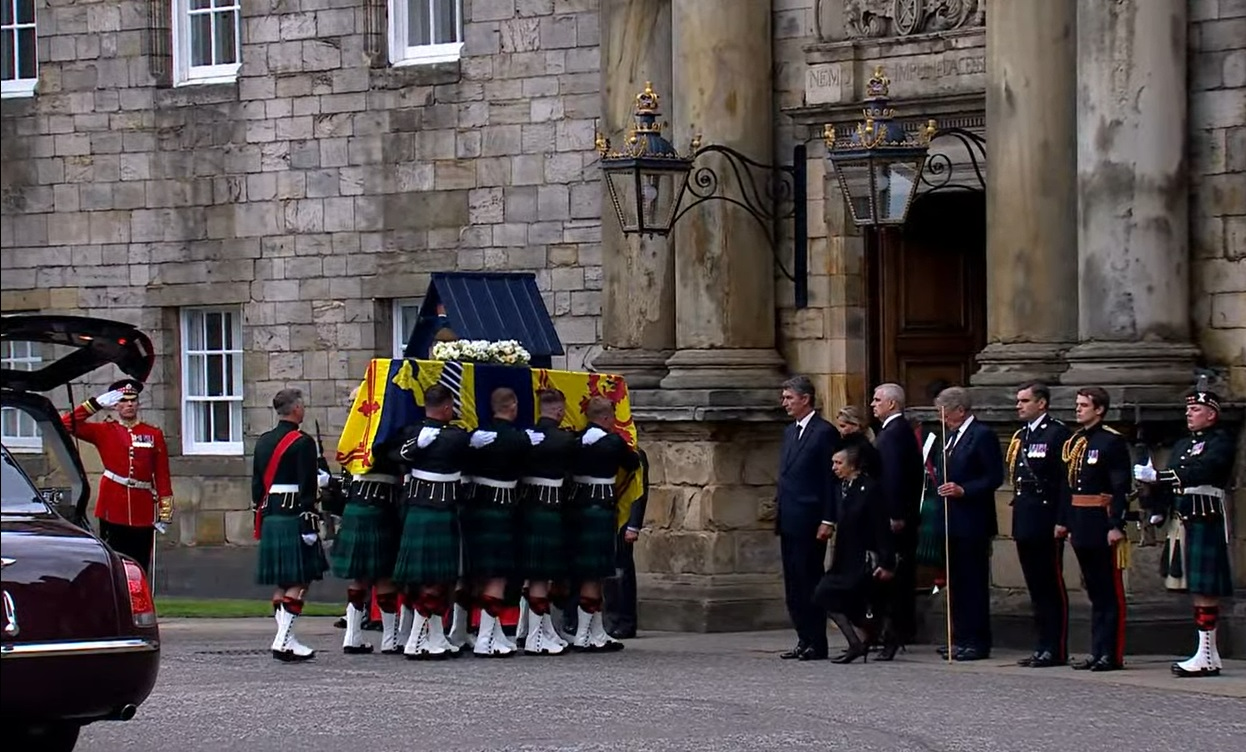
431;339;532;366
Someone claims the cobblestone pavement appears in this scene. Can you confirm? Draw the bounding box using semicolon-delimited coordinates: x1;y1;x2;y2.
78;618;1246;752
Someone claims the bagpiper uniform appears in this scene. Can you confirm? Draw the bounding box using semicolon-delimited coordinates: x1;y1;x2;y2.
61;379;174;575
516;416;578;655
330;446;404;655
1060;421;1132;671
462;417;531;656
253;419;328;662
567;422;640;651
390;417;470;659
1142;388;1236;677
1007;413;1072;667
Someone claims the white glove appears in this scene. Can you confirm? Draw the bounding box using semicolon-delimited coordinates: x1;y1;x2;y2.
582;426;608;446
317;469;331;489
417;426;442;449
95;389;124;408
526;429;545;446
301;533;318;546
1149;514;1165;525
470;431;497;449
1132;463;1156;483
154;522;168;535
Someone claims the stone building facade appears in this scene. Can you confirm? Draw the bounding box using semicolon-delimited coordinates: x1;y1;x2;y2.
1;1;1243;642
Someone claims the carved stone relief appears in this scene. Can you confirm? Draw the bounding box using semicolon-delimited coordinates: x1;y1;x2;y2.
818;0;984;41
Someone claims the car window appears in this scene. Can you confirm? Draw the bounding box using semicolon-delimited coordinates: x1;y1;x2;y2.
1;448;49;515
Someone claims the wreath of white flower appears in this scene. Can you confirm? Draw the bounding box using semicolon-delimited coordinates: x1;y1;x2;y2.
431;339;532;366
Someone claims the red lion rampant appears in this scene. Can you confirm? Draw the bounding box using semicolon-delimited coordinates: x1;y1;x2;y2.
581;373;635;446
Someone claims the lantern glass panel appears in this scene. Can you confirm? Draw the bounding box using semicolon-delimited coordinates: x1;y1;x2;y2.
605;169;642;233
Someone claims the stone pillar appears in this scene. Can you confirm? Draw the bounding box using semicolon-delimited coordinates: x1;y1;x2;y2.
595;0;676;389
1063;0;1199;385
971;0;1079;385
661;0;785;393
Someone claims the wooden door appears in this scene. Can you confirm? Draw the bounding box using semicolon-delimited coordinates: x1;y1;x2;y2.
867;192;987;406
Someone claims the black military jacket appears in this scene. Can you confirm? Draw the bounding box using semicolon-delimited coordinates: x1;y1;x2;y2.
524;416;578;481
391;417;471;474
1149;425;1236;521
1007;414;1072;540
572;423;641;479
1058;422;1132;548
468;417;530;483
251;420;319;515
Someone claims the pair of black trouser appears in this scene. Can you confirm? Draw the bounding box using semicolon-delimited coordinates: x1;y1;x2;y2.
948;536;992;652
1016;537;1069;660
781;531;828;653
881;529;917;643
99;520;155;575
1073;544;1126;664
603;527;637;634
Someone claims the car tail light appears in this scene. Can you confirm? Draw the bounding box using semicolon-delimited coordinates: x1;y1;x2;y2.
122;558;157;628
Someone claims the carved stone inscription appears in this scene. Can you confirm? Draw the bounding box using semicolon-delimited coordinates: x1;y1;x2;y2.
806;51;985;104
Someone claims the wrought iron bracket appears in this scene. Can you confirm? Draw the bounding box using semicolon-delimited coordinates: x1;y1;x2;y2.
917;127;986;195
671;144;809;309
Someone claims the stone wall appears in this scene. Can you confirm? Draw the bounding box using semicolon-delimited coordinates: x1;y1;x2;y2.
0;0;605;543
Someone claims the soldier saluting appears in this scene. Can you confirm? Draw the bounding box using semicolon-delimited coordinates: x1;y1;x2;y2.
1057;386;1132;672
1135;380;1237;678
1007;381;1072;668
61;378;174;575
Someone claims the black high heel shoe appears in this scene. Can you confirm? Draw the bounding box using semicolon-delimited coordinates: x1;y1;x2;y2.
828;613;870;664
831;644;870;664
871;618;906;661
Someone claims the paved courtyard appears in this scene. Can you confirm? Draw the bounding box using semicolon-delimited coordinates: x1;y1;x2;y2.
79;618;1245;752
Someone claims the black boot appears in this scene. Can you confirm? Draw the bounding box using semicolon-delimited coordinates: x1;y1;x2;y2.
874;618;906;662
829;613;869;664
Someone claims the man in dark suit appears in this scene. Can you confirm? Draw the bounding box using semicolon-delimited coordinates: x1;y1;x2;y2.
776;375;842;661
605;449;649;639
869;383;925;659
934;386;1004;661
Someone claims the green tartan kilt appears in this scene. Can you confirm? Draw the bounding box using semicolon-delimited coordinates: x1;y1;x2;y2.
915;490;946;568
255;515;329;586
465;505;517;579
567;505;617;579
392;506;461;585
1163;518;1233;597
331;504;399;581
520;505;566;580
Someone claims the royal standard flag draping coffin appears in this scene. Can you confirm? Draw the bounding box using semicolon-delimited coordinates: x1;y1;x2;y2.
336;359;646;530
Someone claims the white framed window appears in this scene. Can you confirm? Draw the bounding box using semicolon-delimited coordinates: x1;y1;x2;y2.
392;298;423;358
1;340;41;451
388;0;463;67
1;0;38;98
171;0;241;87
180;306;243;455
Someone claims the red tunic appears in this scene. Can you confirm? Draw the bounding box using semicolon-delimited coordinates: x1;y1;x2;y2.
61;401;174;528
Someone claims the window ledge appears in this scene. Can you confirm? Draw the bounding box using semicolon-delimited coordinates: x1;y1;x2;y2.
175;64;241;88
182;442;244;457
1;79;38;99
3;442;43;454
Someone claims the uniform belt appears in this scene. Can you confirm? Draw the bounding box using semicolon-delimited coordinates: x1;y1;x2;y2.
473;476;518;490
522;477;564;488
269;483;300;494
1071;493;1111;508
411;470;461;483
102;470;152;491
573;475;615;486
1180;485;1224;499
355;473;399;485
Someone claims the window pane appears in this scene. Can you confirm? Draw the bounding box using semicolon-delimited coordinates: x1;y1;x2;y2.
205;311;223;350
211;401;231;441
16;0;34;25
231;351;242;397
185;312;204;351
2;408;16;436
193;402;210;443
16;26;33;78
190;12;213;67
2;31;13;82
206;354;225;397
434;0;458;44
231;401;242;442
408;0;431;46
188;354;206;397
2;2;12;26
191;0;212;10
18;411;37;439
215;10;238;65
222;311;236;350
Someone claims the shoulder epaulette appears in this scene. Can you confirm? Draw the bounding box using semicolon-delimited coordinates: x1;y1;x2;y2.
1010;427;1024;440
1103;425;1121;435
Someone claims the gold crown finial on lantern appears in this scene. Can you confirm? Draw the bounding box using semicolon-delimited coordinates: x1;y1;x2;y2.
866;65;890;99
635;81;660;113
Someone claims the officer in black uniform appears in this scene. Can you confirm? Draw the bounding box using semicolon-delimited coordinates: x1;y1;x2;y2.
1057;386;1132;672
1008;381;1073;668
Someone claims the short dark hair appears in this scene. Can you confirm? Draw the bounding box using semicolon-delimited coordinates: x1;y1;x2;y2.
585;395;615;421
1076;386;1110;413
1018;380;1051;406
782;375;816;400
538;389;566;408
273;388;303;416
424;384;454;409
490;387;517;414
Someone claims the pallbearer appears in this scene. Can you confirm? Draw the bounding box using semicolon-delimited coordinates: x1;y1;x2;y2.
568;396;640;652
390;384;471;659
1135;380;1236;678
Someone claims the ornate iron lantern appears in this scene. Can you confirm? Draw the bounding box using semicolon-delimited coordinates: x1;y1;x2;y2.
595;82;698;238
824;66;936;227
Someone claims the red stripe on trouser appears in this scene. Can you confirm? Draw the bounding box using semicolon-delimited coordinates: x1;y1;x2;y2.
1054;546;1069;660
1111;565;1126;665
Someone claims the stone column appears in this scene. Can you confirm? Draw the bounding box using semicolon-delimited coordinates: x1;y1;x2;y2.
1063;0;1199;385
661;0;785;393
595;0;676;389
971;0;1079;385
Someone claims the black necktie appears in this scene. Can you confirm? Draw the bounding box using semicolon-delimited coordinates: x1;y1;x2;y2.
946;427;960;453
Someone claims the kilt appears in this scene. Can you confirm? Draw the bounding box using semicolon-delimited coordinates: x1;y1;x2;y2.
567;505;617;579
465;505;517;579
331;504;398;581
256;515;329;586
520;506;565;580
392;506;460;585
1163;518;1233;597
915;489;945;568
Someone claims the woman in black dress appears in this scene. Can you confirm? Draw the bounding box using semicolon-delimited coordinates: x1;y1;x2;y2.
814;442;895;664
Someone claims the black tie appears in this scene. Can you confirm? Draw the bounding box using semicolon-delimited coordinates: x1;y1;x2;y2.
946;427;960;453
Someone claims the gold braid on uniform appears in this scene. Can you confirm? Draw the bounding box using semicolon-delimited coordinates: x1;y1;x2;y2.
1005;430;1023;486
1062;432;1088;487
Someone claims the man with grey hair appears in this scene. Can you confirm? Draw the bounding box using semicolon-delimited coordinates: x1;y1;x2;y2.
869;382;925;659
776;375;842;661
253;387;329;662
933;385;1003;661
